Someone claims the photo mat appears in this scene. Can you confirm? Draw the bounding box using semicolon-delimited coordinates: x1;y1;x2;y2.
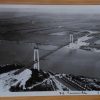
0;5;100;96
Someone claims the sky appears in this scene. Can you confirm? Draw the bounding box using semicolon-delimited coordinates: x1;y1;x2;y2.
0;5;100;14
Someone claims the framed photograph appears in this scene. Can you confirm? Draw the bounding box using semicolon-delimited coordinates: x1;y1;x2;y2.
0;5;100;97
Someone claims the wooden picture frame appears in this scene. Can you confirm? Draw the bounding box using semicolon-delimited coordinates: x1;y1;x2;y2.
0;1;100;100
0;0;100;4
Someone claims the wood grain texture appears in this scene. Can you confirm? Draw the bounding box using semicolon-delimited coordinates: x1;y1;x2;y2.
0;0;100;4
0;96;100;100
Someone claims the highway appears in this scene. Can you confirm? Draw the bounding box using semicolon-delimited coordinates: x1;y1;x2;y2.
49;72;83;91
55;76;79;90
54;73;93;91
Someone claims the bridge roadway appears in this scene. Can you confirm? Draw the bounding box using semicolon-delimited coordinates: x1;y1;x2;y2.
55;76;89;91
14;41;70;75
48;71;86;91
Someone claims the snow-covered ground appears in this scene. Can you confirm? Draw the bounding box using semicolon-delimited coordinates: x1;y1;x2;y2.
0;70;17;92
49;74;70;91
0;68;70;92
91;48;100;52
11;69;32;90
67;31;100;52
67;35;92;49
0;69;32;92
0;69;100;96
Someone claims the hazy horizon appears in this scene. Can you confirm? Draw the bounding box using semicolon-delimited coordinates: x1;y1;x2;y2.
0;5;100;14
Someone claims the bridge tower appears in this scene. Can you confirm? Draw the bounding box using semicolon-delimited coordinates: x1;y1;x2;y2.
70;34;74;43
33;44;40;71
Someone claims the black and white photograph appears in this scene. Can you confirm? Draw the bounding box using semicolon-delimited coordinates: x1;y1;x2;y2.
0;5;100;96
